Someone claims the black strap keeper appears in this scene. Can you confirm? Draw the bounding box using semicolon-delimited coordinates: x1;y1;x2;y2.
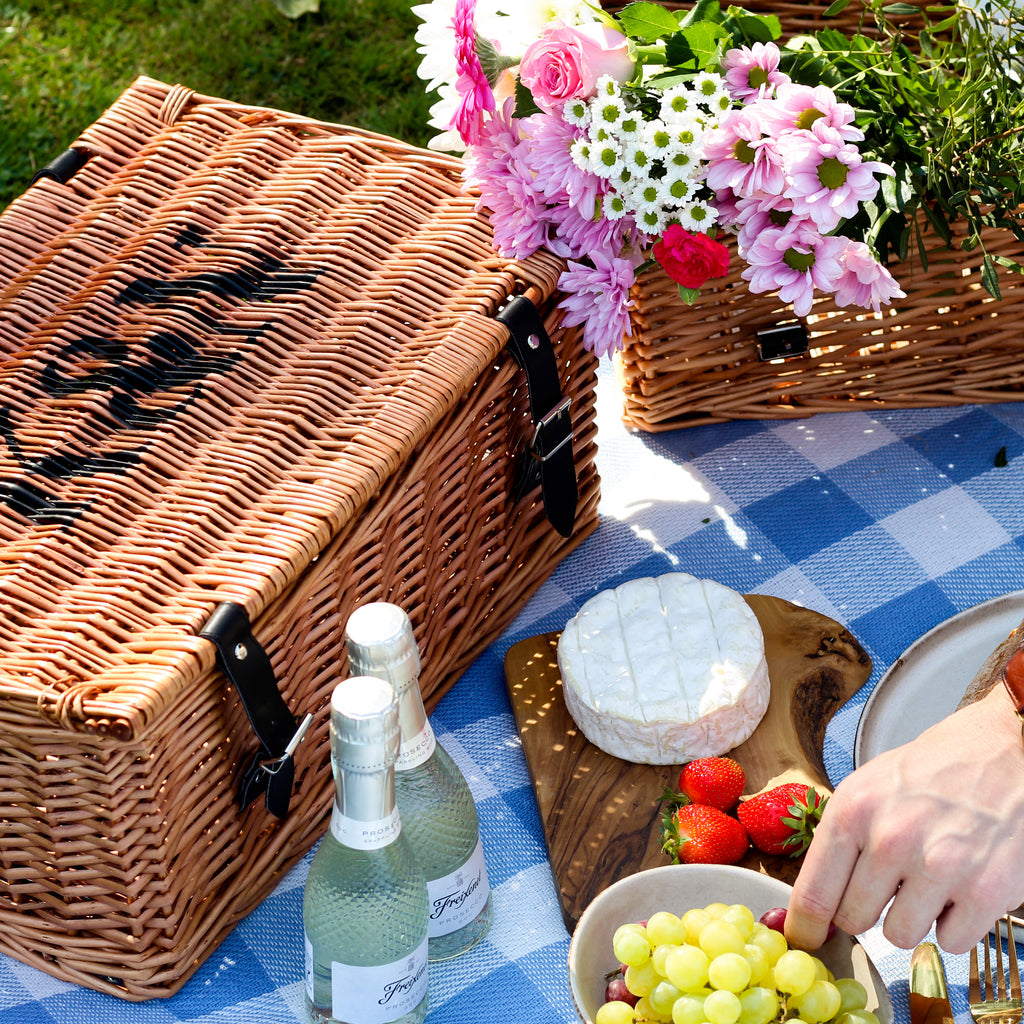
498;296;578;538
200;601;310;819
31;148;91;186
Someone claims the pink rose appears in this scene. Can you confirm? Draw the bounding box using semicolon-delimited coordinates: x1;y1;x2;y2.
519;22;634;112
654;226;731;290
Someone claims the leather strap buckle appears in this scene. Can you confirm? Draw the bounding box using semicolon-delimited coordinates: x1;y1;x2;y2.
529;395;573;462
200;601;308;819
498;296;578;539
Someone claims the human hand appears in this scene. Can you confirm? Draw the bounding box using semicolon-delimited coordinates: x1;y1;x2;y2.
785;684;1024;954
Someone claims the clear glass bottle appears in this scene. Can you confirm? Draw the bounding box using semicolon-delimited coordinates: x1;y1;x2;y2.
345;602;492;961
303;675;429;1024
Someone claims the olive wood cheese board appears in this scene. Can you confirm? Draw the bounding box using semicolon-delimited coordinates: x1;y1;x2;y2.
503;594;871;932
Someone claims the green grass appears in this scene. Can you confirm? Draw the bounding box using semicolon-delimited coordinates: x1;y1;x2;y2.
0;0;434;208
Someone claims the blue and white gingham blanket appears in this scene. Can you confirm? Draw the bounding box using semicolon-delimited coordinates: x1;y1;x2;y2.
6;364;1021;1023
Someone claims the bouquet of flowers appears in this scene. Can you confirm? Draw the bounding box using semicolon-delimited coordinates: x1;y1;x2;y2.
412;0;1023;357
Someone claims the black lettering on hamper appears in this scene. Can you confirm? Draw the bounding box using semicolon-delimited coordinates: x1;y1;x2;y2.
0;226;322;526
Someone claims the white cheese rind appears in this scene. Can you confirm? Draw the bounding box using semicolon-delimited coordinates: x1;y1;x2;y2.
557;573;769;764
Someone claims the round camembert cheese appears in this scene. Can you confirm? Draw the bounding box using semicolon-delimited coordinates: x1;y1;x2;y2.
556;573;770;764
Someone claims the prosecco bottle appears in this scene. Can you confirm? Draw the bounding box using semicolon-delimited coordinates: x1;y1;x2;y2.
303;675;429;1024
345;602;492;961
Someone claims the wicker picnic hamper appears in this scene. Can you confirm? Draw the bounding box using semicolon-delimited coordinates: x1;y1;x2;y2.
617;219;1024;430
601;0;1024;430
0;76;600;999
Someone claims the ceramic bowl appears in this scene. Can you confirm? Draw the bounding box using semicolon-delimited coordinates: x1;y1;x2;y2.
567;863;892;1024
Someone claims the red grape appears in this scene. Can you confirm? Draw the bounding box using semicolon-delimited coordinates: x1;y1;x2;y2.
759;906;836;941
604;975;638;1006
760;906;788;933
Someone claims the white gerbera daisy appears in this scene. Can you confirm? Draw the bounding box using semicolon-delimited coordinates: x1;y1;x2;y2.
411;0;458;93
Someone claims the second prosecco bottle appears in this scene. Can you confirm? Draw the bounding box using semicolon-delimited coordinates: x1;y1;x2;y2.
345;602;492;961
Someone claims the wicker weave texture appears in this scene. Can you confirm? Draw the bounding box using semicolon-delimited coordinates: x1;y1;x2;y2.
617;219;1024;430
0;77;600;998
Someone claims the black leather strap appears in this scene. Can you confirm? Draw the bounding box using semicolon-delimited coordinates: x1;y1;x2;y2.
31;148;91;186
498;296;578;538
200;601;310;819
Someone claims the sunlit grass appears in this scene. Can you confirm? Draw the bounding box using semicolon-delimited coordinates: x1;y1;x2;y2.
0;0;434;208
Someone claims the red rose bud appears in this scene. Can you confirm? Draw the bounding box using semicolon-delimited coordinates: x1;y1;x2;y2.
653;225;730;290
651;224;733;288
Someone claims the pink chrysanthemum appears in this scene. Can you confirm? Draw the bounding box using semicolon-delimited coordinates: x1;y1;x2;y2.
517;111;641;259
741;221;846;317
753;82;863;143
734;193;798;251
722;42;790;102
557;250;639;357
780;121;891;233
451;0;495;146
832;238;907;311
713;188;744;230
463;99;550;258
520;111;600;214
703;107;788;197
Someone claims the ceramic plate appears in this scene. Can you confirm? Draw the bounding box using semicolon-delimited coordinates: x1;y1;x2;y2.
854;590;1024;767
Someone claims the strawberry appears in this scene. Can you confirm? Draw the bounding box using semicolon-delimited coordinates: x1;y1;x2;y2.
737;783;827;857
678;757;745;812
661;803;749;865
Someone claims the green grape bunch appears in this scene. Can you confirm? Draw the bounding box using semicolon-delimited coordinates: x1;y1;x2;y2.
597;901;878;1024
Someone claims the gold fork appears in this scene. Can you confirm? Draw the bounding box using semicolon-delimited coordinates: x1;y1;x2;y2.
970;917;1024;1024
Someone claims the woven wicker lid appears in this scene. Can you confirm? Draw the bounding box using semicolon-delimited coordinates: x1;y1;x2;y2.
0;76;566;739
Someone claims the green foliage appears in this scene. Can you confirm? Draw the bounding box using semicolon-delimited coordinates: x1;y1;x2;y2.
0;0;433;210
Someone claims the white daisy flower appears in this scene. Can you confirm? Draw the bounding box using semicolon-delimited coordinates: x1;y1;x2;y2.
602;191;632;221
632;180;663;208
643;119;674;155
591;91;627;129
665;148;697;176
570;138;594;172
590;141;625;178
662;175;694;205
564;97;592;128
659;84;696;121
622;142;654;177
692;71;730;111
636;203;667;234
618;112;643;137
678;201;719;232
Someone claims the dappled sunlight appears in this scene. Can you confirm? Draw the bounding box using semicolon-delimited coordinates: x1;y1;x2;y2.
601;456;710;521
716;505;751;552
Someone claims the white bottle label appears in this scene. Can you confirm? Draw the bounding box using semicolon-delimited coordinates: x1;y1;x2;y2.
396;721;436;771
329;804;401;850
426;836;490;937
330;937;429;1024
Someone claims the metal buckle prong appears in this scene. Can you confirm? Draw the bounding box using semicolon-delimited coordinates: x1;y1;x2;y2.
260;712;314;775
530;395;573;462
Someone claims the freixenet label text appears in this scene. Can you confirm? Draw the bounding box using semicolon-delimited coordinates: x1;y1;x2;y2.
426;837;490;937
